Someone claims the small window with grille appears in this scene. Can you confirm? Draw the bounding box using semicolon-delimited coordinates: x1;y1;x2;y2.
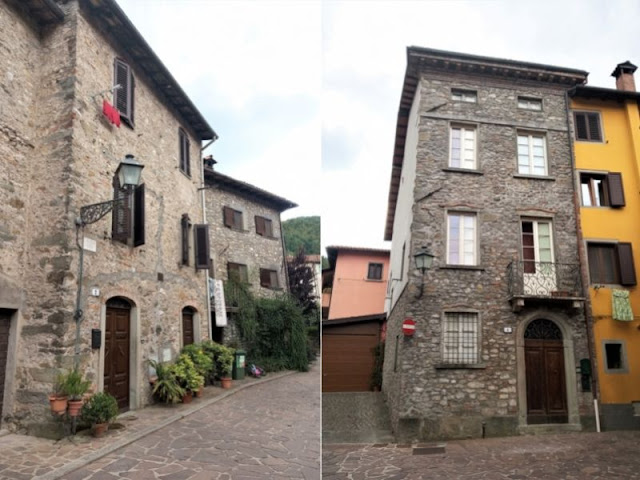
442;312;479;365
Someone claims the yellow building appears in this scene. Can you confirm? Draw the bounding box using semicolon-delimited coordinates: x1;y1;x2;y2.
571;61;640;430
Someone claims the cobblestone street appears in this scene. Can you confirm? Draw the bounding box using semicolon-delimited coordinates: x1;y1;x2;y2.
322;430;640;479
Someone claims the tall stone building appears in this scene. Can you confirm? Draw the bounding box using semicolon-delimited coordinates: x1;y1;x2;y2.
0;0;215;435
383;47;596;440
203;166;296;343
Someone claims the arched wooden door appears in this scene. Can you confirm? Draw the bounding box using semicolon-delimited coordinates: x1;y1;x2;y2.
524;319;568;424
105;298;131;411
182;307;195;346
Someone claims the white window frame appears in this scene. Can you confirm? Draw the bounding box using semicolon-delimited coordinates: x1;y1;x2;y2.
442;311;480;365
451;89;477;103
517;132;547;176
446;212;477;266
449;125;477;170
518;97;542;111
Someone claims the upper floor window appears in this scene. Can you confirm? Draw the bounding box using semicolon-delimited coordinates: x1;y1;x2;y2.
449;126;476;170
447;212;477;266
574;111;602;142
113;58;135;127
255;216;274;237
580;172;625;208
181;214;191;266
587;242;636;286
367;263;383;280
228;262;249;283
260;268;280;289
223;206;244;231
179;128;190;176
517;133;547;176
112;177;145;247
451;89;477;103
518;97;542;111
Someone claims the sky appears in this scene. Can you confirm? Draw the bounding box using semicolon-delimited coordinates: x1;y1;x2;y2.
116;0;640;255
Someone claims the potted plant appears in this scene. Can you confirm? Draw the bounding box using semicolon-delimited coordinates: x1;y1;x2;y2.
48;373;68;415
181;344;213;396
218;347;234;389
80;391;118;437
149;360;184;404
174;354;204;403
60;369;92;417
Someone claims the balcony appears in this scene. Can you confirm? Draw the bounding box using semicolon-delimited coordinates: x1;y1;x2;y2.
507;261;585;312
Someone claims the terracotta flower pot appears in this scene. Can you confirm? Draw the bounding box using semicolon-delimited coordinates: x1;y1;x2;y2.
67;399;84;417
48;395;68;415
92;422;108;438
221;377;232;389
195;386;204;398
182;391;193;404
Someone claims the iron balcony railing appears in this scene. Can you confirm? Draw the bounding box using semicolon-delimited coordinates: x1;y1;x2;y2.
507;261;583;298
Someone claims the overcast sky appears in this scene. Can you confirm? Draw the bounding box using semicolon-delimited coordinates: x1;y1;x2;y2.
117;0;640;255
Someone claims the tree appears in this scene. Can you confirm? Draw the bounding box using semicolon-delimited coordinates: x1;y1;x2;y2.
282;216;320;255
287;248;318;315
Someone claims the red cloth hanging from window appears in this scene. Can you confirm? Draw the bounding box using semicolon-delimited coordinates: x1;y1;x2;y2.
102;99;121;128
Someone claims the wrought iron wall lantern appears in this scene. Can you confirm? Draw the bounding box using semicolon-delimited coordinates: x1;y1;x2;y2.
414;247;435;299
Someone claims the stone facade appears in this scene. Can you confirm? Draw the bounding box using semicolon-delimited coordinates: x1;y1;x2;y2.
383;48;596;441
0;0;214;436
203;168;296;343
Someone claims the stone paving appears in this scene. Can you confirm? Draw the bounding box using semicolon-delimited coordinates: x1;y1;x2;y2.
0;364;319;480
322;430;640;479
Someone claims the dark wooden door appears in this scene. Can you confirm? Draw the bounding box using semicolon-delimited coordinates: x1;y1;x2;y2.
525;338;568;424
0;310;11;416
182;309;194;346
105;304;130;411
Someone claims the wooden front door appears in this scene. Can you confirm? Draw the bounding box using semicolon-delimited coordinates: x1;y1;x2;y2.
0;310;11;416
105;301;130;411
182;309;194;346
524;319;568;424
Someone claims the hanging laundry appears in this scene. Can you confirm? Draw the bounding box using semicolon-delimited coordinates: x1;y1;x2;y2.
102;99;121;128
612;289;633;321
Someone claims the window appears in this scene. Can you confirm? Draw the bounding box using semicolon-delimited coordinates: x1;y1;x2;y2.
112;176;145;247
181;214;191;266
260;268;280;289
603;341;628;373
518;97;542;111
443;312;479;365
521;220;553;274
179;128;190;176
367;263;383;280
223;206;244;230
517;133;547;175
255;216;274;237
447;213;477;265
113;58;134;127
449;126;476;169
587;242;636;285
227;262;249;283
574;112;602;142
451;89;477;103
193;224;210;270
580;172;625;208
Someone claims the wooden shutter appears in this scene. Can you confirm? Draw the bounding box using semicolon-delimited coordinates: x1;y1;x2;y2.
181;214;190;265
260;269;271;287
255;216;265;236
133;183;145;247
587;113;601;141
574;112;601;141
112;175;131;244
179;129;190;175
617;243;637;286
194;224;210;270
607;173;625;207
223;207;234;228
574;113;588;140
114;58;134;126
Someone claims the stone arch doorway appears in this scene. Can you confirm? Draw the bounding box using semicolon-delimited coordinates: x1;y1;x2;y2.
182;307;196;346
524;318;568;424
105;297;132;411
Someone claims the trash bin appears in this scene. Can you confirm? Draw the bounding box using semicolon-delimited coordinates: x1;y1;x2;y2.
232;349;246;380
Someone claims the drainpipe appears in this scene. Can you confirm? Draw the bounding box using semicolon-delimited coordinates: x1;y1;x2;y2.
564;87;600;409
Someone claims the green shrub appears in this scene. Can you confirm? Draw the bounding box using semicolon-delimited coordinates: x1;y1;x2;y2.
58;369;91;400
174;354;204;391
149;359;184;404
181;344;214;378
81;392;118;425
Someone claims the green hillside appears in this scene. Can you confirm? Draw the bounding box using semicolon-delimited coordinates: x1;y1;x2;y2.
282;216;320;255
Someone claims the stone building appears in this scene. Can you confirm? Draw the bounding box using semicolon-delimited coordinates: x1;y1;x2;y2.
203;166;296;343
0;0;215;436
383;47;596;441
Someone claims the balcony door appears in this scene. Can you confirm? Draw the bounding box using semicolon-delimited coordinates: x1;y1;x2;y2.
522;220;556;295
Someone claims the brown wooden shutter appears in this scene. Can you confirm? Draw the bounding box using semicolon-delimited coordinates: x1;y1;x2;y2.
181;214;190;265
112;175;131;243
114;58;134;126
260;269;270;287
133;184;145;247
574;113;588;140
223;207;234;228
587;113;601;141
194;224;210;270
255;216;265;236
617;243;637;286
607;173;625;207
179;129;190;176
179;130;185;172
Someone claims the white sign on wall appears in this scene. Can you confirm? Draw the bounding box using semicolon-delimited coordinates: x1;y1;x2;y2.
211;278;228;327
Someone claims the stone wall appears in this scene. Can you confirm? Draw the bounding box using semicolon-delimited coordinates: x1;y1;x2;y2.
385;70;594;441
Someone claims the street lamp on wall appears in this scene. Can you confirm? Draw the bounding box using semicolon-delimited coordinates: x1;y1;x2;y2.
73;154;144;369
414;247;434;299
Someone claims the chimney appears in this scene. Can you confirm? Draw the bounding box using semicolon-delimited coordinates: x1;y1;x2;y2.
611;61;637;92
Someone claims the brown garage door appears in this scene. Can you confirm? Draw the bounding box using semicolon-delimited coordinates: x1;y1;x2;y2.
322;321;380;392
0;310;10;415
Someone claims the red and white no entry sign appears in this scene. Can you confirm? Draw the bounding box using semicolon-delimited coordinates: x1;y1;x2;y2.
402;318;416;336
